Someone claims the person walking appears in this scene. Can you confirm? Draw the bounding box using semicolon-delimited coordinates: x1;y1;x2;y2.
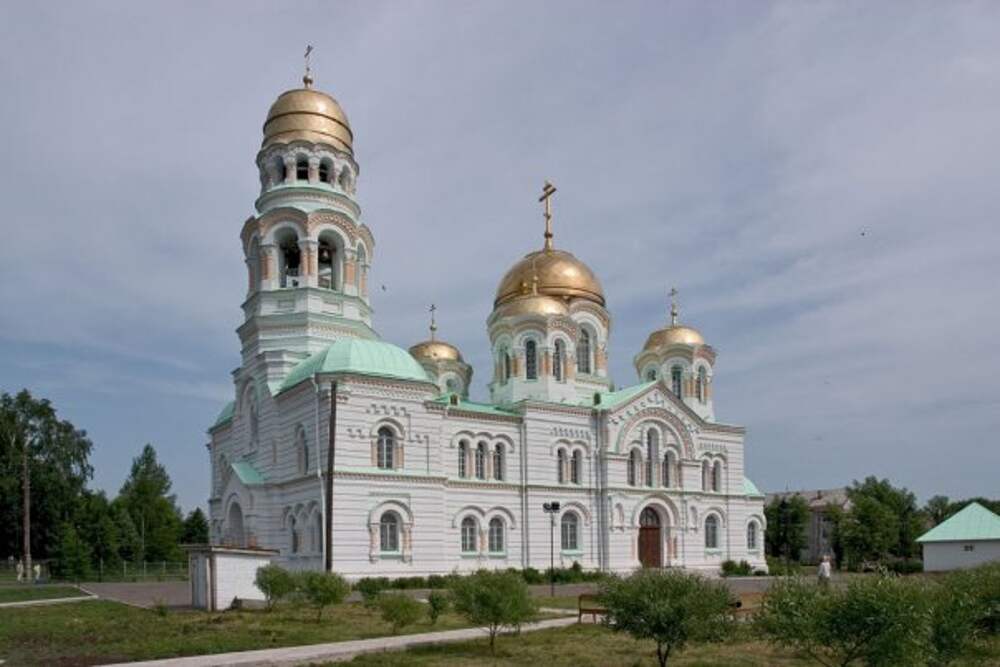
817;554;832;588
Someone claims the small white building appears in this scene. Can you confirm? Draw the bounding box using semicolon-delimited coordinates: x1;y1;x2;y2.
186;545;279;611
917;502;1000;572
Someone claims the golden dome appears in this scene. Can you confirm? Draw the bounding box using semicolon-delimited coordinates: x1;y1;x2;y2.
494;249;604;308
642;324;705;351
262;85;353;154
409;340;464;363
496;294;569;319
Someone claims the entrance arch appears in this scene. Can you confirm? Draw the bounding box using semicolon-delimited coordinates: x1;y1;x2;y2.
638;507;662;568
226;501;246;547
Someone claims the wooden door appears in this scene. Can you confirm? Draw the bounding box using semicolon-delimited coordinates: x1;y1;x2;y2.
638;508;661;568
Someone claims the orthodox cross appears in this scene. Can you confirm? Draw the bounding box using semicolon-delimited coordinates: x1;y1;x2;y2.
539;180;557;250
303;45;314;88
429;303;437;340
669;287;679;326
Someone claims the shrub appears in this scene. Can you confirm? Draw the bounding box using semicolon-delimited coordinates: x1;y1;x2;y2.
355;577;389;608
254;564;296;611
298;571;350;621
887;558;923;575
600;569;732;667
765;556;802;577
449;569;538;654
521;567;543;584
427;590;449;625
426;574;449;589
377;592;423;634
390;576;427;590
720;560;752;577
947;562;1000;635
755;573;929;666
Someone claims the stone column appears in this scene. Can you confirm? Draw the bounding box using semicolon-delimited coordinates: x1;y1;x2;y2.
308;157;320;184
283;157;296;184
542;351;552;377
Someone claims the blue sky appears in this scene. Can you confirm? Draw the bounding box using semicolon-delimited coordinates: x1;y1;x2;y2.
1;2;998;513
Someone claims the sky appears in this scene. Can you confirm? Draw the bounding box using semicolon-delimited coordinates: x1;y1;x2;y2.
1;2;998;514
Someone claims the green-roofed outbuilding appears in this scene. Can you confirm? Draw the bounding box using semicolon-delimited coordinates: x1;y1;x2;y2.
916;502;1000;571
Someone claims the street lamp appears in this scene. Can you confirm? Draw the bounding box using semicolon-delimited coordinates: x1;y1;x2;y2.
542;502;561;598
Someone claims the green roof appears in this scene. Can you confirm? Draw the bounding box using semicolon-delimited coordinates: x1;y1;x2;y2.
743;477;765;498
430;395;519;417
917;502;1000;543
212;401;235;428
279;338;432;394
231;461;266;486
591;381;657;409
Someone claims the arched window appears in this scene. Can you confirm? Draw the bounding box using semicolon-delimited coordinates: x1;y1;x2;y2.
712;461;722;492
557;449;567;484
296;157;309;181
377;427;395;469
553;340;565;381
297;426;309;474
646;368;657;382
561;512;579;551
493;445;505;481
705;515;719;549
318;236;338;290
502;349;512;383
577;330;592;374
662;451;673;488
525;340;538;380
571;450;582;485
645;430;658;487
245;386;259;450
313;512;323;554
380;512;400;553
289;516;300;554
276;230;301;288
461;516;477;553
488;517;504;553
702;460;711;491
747;521;758;551
628;450;640;487
458;441;468;478
318;160;331;183
671;365;683;397
697;367;708;403
475;442;487;480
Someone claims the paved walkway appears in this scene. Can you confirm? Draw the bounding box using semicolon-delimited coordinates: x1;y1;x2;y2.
83;582;191;609
102;616;580;666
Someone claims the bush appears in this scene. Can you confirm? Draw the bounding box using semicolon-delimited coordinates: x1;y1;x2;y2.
521;567;543;584
887;558;923;575
720;560;753;577
600;569;732;667
765;556;802;577
755;573;929;666
427;590;449;625
377;592;423;634
426;574;450;589
355;577;389;608
946;562;1000;635
254;564;296;611
390;576;427;590
450;569;538;654
298;571;350;621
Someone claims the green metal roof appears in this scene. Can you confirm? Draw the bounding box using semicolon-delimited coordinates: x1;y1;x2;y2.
917;502;1000;543
591;381;657;409
212;401;235;428
279;338;432;394
743;477;765;498
430;395;519;417
231;461;266;486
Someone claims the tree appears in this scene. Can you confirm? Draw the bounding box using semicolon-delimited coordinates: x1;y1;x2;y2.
75;491;122;575
0;390;93;573
298;571;350;621
427;590;449;625
764;495;810;562
51;523;92;581
254;564;296;611
377;592;423;634
117;444;183;562
846;477;922;560
449;569;538;655
756;573;929;667
181;508;209;544
839;495;897;568
600;569;732;667
924;495;951;527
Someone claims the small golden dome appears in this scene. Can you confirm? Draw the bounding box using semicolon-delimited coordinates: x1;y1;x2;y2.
263;86;353;154
494;249;604;308
642;325;705;351
496;294;570;318
409;340;464;363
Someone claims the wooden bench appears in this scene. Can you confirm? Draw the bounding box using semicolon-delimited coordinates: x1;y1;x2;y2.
578;593;607;623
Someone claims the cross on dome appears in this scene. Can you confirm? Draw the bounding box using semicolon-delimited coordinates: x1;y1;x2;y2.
539;181;557;251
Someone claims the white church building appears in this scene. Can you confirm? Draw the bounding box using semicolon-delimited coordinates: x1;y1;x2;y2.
206;70;768;578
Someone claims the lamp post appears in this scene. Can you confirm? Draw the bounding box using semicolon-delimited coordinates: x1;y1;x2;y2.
542;502;561;598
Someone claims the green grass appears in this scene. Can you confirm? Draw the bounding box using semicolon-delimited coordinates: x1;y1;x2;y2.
0;599;479;666
338;623;1000;667
533;595;581;610
0;585;88;603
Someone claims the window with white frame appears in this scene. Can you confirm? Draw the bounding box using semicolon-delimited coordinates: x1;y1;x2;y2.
461;516;477;553
488;517;504;553
705;515;719;549
458;440;468;478
561;512;580;551
380;511;400;553
571;450;582;485
747;521;758;551
493;445;505;481
475;442;487;479
377;427;395;469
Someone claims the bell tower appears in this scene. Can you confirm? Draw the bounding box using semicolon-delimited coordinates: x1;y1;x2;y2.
237;57;378;389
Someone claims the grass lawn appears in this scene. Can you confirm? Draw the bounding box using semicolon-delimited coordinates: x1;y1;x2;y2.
0;585;88;603
0;599;485;666
339;623;1000;667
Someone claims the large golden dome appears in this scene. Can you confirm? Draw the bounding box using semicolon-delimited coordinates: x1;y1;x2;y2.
409;340;464;363
495;293;570;319
263;82;353;155
642;324;705;351
494;249;604;308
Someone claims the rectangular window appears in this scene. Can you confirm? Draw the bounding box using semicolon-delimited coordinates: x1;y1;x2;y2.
963;544;975;552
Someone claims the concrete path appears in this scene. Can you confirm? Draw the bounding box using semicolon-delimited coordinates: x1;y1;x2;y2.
0;594;97;608
83;582;191;609
102;616;579;666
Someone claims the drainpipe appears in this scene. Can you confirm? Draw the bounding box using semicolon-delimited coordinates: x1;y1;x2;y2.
310;376;326;569
519;415;529;568
594;406;609;571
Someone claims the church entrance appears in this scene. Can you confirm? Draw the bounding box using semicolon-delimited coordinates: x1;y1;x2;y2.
638;507;662;568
